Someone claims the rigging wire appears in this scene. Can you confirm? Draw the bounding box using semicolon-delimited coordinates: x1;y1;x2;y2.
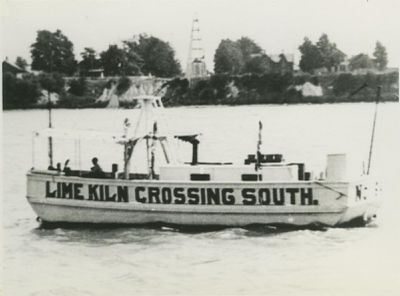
367;86;381;175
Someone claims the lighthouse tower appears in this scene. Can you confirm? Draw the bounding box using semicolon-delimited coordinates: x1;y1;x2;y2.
185;17;207;81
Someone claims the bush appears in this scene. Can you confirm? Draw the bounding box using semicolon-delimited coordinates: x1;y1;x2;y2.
38;72;65;93
68;77;87;96
163;78;190;106
116;76;132;96
310;76;320;85
293;73;312;85
58;93;96;108
332;73;357;95
198;88;217;105
331;72;398;100
104;79;116;89
3;73;41;109
162;71;398;106
4;69;397;109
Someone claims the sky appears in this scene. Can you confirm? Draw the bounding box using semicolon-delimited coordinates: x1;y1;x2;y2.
1;0;399;71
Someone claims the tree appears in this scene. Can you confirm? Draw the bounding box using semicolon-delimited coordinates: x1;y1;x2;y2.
349;53;374;70
236;37;263;67
298;37;323;73
79;47;100;75
15;56;28;70
124;34;181;77
122;40;145;75
100;43;144;76
214;37;265;74
373;41;388;70
100;45;126;76
30;29;77;75
243;54;271;74
214;39;244;74
316;33;345;71
38;72;65;94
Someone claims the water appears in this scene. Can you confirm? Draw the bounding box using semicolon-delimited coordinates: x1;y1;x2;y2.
2;103;400;295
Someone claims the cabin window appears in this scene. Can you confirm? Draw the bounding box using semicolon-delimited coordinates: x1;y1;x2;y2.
190;174;210;181
241;174;262;181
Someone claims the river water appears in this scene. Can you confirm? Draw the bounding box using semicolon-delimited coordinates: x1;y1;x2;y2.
2;103;400;295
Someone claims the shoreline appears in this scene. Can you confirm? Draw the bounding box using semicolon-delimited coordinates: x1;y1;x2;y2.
3;98;398;111
3;71;398;110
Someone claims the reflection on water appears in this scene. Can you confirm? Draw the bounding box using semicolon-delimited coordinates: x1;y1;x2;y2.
3;103;400;295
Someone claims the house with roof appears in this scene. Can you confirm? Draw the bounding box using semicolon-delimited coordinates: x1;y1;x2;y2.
268;53;294;74
248;52;294;75
2;58;27;78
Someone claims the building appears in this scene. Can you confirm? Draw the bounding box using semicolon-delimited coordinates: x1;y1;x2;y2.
86;68;105;78
2;58;26;78
189;58;207;79
268;53;294;74
334;59;349;72
313;58;349;75
248;52;294;74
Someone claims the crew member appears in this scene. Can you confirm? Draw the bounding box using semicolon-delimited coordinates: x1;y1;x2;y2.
63;159;71;175
91;157;104;177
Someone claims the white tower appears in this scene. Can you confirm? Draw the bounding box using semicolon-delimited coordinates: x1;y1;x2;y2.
186;17;207;81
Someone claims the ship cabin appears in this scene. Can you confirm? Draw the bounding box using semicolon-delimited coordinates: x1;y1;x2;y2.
31;128;311;183
159;135;308;182
159;161;301;182
159;153;308;182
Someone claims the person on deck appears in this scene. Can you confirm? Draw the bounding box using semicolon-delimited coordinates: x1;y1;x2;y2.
63;159;71;175
90;157;104;177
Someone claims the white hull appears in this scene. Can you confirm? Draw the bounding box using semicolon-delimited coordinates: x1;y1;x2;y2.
26;171;381;227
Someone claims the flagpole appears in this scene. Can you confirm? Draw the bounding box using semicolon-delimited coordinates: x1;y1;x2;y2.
150;122;157;179
48;48;54;168
256;121;262;171
48;90;53;168
123;118;130;179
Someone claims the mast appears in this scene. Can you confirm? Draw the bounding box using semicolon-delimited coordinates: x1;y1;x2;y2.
48;90;53;168
48;48;54;168
123;96;174;178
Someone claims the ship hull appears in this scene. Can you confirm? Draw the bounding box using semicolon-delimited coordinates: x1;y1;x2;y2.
26;171;381;228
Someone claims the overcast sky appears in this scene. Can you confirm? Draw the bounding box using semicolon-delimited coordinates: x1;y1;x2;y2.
1;0;399;70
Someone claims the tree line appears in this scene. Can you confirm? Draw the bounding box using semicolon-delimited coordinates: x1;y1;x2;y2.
3;29;393;109
19;29;182;77
12;29;390;78
298;34;388;72
3;29;182;109
213;33;389;75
